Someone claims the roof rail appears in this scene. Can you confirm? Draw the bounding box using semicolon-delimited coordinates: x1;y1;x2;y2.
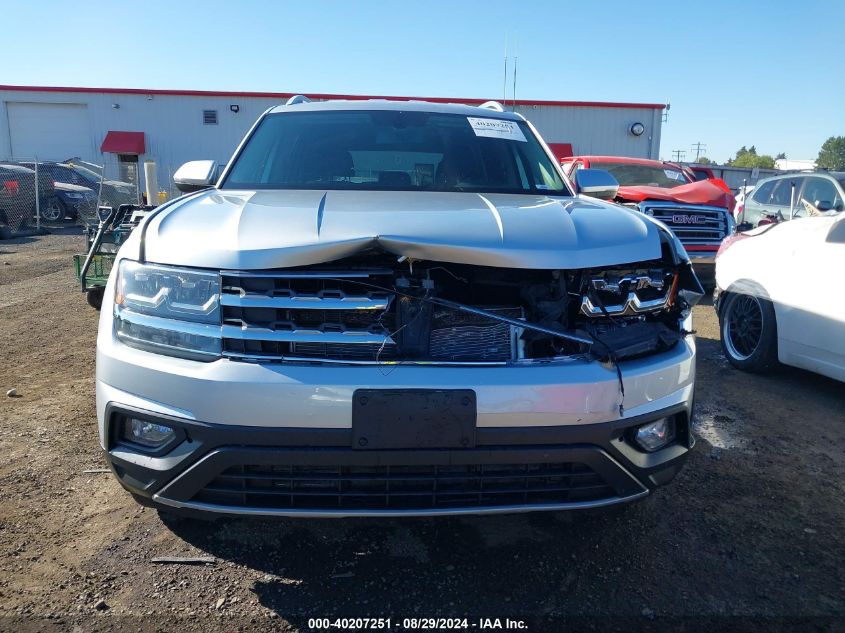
479;101;505;112
285;95;311;106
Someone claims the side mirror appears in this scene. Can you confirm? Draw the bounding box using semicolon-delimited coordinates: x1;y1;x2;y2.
815;200;833;212
173;160;218;193
574;169;619;201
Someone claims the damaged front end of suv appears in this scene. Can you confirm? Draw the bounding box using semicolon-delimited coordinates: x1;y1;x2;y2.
97;100;701;518
218;236;699;386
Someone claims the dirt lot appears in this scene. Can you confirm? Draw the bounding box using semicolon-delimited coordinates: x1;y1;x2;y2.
1;231;843;632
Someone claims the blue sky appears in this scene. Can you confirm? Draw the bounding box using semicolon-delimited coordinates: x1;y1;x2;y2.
6;0;844;162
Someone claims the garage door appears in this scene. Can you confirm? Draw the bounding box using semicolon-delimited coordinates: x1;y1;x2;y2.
7;102;92;161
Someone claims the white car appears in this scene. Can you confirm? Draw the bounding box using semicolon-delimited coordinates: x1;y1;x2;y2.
715;213;845;381
732;184;755;221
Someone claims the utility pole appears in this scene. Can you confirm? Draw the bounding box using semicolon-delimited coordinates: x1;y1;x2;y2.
503;35;508;106
691;142;706;162
672;149;686;163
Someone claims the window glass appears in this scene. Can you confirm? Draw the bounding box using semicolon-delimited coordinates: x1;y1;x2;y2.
801;177;842;210
223;110;568;195
70;165;100;185
751;180;775;204
587;162;690;188
563;161;581;176
770;178;802;206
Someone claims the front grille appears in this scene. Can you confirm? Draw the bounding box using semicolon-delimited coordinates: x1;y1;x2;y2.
192;461;616;511
220;270;396;361
220;271;523;364
639;202;729;246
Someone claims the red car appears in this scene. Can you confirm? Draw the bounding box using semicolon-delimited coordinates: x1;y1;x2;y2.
561;156;736;288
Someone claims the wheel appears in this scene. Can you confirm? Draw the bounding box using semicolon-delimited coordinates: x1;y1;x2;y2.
40;197;66;222
719;291;778;372
85;287;105;310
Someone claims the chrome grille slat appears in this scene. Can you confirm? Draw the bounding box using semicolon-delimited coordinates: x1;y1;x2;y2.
222;324;394;345
220;270;396;360
220;293;390;311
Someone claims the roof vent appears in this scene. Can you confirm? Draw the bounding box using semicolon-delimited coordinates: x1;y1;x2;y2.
203;109;218;125
479;101;505;112
285;95;311;106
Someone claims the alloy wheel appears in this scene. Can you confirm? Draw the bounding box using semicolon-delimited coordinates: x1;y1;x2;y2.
725;295;764;360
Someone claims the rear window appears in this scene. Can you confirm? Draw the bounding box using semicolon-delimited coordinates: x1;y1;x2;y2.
222;110;568;195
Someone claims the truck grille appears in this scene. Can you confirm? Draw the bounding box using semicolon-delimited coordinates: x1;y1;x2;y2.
192;461;616;511
220;270;396;361
639;202;728;246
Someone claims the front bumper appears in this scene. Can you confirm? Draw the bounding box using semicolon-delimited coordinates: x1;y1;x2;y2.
97;327;696;517
104;402;692;518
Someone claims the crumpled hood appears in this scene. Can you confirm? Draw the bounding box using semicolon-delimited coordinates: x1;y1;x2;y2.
616;179;736;209
142;189;664;270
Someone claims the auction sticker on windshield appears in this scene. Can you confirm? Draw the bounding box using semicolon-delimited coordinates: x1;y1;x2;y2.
467;117;527;142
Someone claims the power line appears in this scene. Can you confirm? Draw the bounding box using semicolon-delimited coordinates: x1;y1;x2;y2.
691;142;707;162
671;149;686;162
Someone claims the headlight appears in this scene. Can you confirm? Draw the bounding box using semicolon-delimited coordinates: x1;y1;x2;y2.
65;192;84;199
114;260;221;360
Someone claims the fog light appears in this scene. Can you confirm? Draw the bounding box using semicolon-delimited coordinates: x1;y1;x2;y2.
122;417;176;449
635;417;676;452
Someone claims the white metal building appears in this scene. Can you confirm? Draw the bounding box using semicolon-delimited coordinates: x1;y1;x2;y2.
0;84;665;190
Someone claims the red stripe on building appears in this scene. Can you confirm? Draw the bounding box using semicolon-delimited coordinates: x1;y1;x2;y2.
0;85;667;110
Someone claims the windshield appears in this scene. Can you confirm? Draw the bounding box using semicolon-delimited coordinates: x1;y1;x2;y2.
222;110;568;195
69;164;102;183
590;162;690;188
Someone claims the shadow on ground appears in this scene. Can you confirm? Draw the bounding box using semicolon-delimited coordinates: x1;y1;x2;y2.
164;505;655;622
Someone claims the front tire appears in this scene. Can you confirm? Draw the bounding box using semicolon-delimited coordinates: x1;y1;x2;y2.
40;197;66;222
85;287;105;310
719;291;778;372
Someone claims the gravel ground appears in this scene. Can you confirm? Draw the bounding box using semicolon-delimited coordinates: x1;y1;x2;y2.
0;231;843;633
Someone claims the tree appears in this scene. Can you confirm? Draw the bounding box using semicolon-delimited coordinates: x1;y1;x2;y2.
696;156;712;165
816;136;845;170
775;152;786;160
726;145;776;169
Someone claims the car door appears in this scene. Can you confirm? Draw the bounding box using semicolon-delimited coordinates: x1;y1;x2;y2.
770;176;806;221
743;179;775;225
775;214;845;380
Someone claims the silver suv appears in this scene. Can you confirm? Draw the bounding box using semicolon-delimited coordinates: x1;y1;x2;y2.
97;98;702;519
740;171;845;226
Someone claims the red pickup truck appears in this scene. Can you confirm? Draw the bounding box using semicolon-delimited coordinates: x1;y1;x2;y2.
561;156;736;288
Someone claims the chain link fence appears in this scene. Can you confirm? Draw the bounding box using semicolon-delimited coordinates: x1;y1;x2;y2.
0;157;47;237
0;155;148;236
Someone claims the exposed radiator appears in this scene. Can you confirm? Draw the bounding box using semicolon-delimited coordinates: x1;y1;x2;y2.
429;307;522;362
